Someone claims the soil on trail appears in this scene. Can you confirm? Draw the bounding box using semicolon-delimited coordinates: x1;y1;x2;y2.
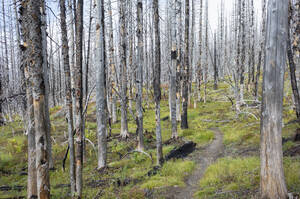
164;128;224;199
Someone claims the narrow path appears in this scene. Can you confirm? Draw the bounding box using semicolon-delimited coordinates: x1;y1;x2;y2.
165;128;224;199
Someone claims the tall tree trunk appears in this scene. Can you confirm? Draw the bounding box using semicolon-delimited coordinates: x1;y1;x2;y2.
96;0;107;170
288;0;300;119
119;0;129;138
176;0;182;121
260;0;288;198
254;0;266;101
26;0;51;198
181;0;189;129
59;0;76;195
213;33;218;90
153;0;163;165
74;0;84;197
136;0;145;150
196;0;203;107
41;0;53;170
108;0;117;124
19;2;37;196
170;0;178;138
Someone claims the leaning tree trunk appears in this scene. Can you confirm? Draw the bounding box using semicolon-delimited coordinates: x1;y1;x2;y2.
136;0;145;150
260;0;288;198
74;0;84;197
153;0;163;165
96;0;107;170
181;0;190;129
26;0;51;198
59;0;76;195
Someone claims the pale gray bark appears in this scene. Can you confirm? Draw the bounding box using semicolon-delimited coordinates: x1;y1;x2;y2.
260;0;289;198
136;0;145;150
96;0;107;170
170;0;178;138
119;0;129;138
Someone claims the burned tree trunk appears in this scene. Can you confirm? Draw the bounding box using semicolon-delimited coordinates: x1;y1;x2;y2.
59;0;76;195
181;0;190;129
170;0;178;138
254;0;266;101
25;0;51;198
288;0;300;119
260;0;288;198
74;0;84;197
19;1;37;197
153;0;163;165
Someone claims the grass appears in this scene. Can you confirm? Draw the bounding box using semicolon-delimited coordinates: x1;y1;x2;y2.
195;157;300;198
1;81;300;198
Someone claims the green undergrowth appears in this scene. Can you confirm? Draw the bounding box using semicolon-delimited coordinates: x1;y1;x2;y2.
1;81;300;198
195;157;300;199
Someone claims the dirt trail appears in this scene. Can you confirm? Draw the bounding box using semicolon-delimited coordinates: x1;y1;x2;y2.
164;128;224;199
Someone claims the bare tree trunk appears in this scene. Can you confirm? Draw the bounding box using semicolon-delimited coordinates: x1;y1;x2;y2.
213;33;218;90
195;0;203;107
108;0;117;124
119;0;129;138
41;0;53;170
153;0;163;165
170;0;178;139
96;0;107;170
25;0;51;198
74;0;84;197
59;0;76;195
19;2;37;196
288;0;300;119
254;0;266;102
181;0;190;129
260;0;288;198
204;0;208;104
136;0;145;150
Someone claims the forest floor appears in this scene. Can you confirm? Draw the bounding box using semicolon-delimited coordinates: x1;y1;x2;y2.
163;128;224;199
0;81;300;199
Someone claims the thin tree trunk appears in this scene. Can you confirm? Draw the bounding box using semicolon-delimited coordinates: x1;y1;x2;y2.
96;0;107;170
288;0;300;119
254;0;266;101
153;0;163;165
41;0;53;169
260;0;288;197
181;0;189;129
136;0;145;150
119;0;129;138
74;0;84;197
170;0;178;138
59;0;76;195
108;0;117;124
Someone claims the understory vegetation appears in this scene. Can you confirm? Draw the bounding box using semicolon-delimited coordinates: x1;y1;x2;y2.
1;82;300;198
